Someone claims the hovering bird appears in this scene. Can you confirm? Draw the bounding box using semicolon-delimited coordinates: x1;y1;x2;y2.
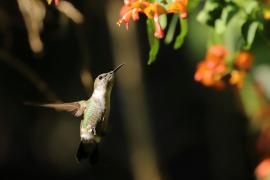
29;64;125;164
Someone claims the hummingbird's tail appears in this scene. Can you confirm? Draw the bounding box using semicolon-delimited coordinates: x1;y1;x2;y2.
76;141;99;165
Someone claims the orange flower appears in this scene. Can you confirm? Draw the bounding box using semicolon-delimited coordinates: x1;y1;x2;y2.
235;51;254;71
144;3;167;38
194;59;227;88
255;158;270;179
168;0;188;19
194;62;226;87
117;0;150;30
194;46;253;89
229;70;246;88
206;45;229;61
194;45;228;88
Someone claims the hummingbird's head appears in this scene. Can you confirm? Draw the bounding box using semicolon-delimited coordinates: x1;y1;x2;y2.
93;64;125;90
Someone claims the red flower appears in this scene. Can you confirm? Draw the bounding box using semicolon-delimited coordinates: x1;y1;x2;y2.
153;13;164;38
144;3;167;38
47;0;59;6
117;0;150;30
118;1;167;39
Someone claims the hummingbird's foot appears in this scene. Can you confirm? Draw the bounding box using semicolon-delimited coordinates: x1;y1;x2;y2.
92;127;96;135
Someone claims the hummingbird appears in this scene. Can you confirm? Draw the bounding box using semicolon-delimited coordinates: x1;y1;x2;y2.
29;63;125;164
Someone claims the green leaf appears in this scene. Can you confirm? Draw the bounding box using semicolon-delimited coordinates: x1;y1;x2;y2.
239;75;260;125
166;0;172;3
207;27;224;46
187;0;201;11
159;14;167;30
186;12;208;59
165;14;178;44
242;20;259;49
174;18;188;49
158;0;172;4
222;11;245;53
196;0;224;27
147;19;160;65
214;4;238;34
240;0;259;14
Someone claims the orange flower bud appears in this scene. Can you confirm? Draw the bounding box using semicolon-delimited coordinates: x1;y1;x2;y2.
229;70;246;88
255;159;270;179
235;51;253;71
206;45;228;62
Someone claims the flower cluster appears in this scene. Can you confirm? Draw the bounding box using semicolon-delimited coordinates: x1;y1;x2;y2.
194;45;228;88
194;45;253;88
117;0;188;39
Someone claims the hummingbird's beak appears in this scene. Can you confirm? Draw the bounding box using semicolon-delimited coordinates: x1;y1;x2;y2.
112;63;125;73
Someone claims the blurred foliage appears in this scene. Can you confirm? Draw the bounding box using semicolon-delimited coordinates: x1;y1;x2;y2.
117;0;270;178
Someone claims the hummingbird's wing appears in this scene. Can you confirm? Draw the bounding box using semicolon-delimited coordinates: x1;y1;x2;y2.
27;100;87;117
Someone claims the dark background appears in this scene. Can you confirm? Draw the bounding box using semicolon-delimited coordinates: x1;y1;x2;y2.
0;0;257;179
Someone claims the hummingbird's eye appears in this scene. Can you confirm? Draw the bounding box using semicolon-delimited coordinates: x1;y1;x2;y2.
99;76;103;80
